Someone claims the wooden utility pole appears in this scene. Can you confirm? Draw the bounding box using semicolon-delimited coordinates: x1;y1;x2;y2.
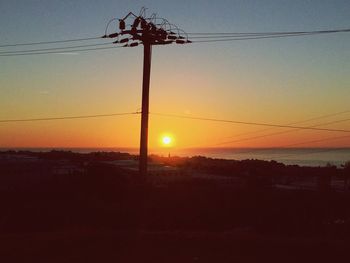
103;9;190;177
139;41;151;177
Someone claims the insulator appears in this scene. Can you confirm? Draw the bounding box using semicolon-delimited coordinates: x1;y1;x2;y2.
101;35;107;38
168;35;177;40
154;40;173;45
132;17;141;28
157;29;167;39
150;23;156;32
178;36;185;39
186;40;192;43
141;19;148;29
161;31;167;39
176;39;186;44
129;42;139;47
119;38;129;43
119;19;126;30
108;33;119;38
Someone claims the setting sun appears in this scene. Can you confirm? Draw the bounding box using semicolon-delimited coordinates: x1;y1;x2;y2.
162;136;172;145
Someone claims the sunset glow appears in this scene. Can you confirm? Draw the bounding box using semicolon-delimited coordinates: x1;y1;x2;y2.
0;1;349;150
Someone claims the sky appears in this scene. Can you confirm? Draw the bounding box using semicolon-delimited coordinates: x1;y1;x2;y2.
0;0;350;150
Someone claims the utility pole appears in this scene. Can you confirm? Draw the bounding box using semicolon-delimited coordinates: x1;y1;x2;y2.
139;41;151;177
102;9;191;177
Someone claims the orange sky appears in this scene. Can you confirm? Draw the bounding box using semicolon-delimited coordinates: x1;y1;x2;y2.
1;2;350;149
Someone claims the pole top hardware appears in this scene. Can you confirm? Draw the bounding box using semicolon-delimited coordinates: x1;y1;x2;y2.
103;8;191;47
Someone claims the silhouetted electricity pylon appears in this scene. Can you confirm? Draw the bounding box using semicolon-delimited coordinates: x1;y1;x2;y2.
102;8;191;176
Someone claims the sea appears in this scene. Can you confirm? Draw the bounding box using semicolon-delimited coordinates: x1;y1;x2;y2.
1;147;350;168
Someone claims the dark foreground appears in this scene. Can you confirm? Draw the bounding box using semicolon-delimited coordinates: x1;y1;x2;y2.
0;151;350;262
2;230;350;262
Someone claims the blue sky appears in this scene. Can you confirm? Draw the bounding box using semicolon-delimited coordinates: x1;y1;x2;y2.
1;1;350;42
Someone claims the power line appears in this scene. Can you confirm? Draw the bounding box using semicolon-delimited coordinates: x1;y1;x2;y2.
219;110;350;141
1;27;348;49
175;111;350;149
1;110;348;132
0;28;347;57
182;124;350;151
214;117;350;146
0;45;124;57
187;28;350;35
150;112;350;133
188;33;322;39
187;28;350;43
190;33;349;43
0;36;101;48
0;43;114;55
0;112;140;123
1;30;346;55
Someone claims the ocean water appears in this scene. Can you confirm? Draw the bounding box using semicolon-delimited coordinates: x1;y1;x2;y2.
170;148;350;167
2;147;350;167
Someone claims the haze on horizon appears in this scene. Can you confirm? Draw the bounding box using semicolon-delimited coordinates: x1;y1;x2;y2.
1;0;350;150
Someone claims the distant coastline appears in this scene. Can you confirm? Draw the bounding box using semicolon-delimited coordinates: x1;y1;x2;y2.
1;147;349;167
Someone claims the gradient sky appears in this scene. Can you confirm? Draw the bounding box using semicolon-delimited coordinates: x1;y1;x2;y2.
1;0;350;149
